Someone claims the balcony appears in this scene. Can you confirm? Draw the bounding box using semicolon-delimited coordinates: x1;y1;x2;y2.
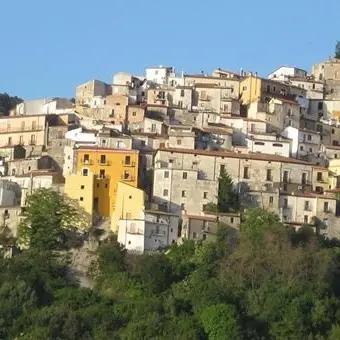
122;160;136;167
121;174;135;182
199;95;212;101
98;159;111;166
81;159;93;165
0;125;44;134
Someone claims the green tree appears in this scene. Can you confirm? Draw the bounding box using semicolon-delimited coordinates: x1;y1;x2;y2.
200;303;241;340
217;170;238;213
335;41;340;59
0;93;23;116
19;188;77;251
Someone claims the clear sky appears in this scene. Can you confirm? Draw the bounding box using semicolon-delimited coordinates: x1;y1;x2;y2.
1;0;339;99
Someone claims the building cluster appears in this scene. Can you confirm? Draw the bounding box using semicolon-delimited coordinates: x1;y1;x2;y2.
2;59;340;252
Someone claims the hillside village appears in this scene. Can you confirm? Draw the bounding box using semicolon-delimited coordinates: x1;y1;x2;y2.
3;58;340;252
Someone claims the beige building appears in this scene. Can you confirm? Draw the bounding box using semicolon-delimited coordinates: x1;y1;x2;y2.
168;125;195;149
0;115;46;148
126;105;145;128
172;87;193;110
147;88;174;107
153;148;334;220
76;80;110;106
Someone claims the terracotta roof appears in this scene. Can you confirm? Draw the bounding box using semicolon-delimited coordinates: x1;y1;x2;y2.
184;214;218;222
223;116;266;123
325;145;340;151
77;146;139;153
0;114;47;119
157;147;315;165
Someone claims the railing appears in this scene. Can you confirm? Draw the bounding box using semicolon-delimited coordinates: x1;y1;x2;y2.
0;125;44;133
81;159;93;165
98;159;111;166
122;161;136;167
95;174;110;180
121;175;135;182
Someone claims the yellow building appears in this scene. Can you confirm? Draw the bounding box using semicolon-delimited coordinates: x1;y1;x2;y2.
239;76;306;105
75;146;139;217
64;171;95;229
111;182;146;233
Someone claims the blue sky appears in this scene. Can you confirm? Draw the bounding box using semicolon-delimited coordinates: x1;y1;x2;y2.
0;0;339;99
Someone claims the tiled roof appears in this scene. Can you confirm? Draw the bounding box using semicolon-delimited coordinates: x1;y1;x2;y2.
157;147;317;165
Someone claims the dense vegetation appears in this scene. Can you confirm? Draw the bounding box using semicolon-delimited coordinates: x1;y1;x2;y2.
0;93;23;115
2;189;340;338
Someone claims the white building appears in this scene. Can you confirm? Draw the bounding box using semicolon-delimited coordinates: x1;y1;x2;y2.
268;66;308;81
246;137;291;157
146;66;175;85
118;210;179;253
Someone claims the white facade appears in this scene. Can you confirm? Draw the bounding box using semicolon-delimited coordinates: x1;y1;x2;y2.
65;128;97;144
146;66;175;85
246;138;291;157
118;211;179;253
268;66;307;81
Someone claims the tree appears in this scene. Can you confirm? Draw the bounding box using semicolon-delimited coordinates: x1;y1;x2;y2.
200;304;241;340
335;41;340;59
19;188;77;251
217;170;238;213
0;93;23;116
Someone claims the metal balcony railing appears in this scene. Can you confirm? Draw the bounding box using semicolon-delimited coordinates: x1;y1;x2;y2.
98;159;111;166
81;159;93;165
122;160;136;167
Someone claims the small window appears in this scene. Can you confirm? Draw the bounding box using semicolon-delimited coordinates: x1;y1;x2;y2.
132;111;136;117
243;167;250;179
273;143;283;147
192;232;197;239
81;185;85;189
180;89;185;97
335;154;338;159
181;203;185;210
269;196;274;205
80;197;84;201
307;135;312;141
102;139;106;145
183;172;188;179
105;184;108;188
318;102;323;110
100;155;106;164
164;171;169;178
125;155;131;165
266;169;272;181
82;169;88;176
332;129;335;134
304;215;309;223
300;146;304;151
254;141;265;146
177;139;182;145
203;192;208;199
242;86;247;91
163;189;169;196
220;164;225;175
97;183;99;188
324;201;329;212
99;169;105;178
182;190;186;197
230;217;234;223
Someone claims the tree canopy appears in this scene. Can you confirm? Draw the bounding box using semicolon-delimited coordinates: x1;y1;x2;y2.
0;93;23;116
3;199;340;339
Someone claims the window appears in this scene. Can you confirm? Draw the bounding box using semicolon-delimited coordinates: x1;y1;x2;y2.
177;139;182;145
269;196;274;205
266;169;272;181
300;145;304;151
180;89;185;97
163;189;168;196
132;111;136;117
155;225;160;234
102;139;106;145
220;164;225;175
283;198;288;208
304;215;309;223
230;217;234;223
192;232;198;239
7;137;12;146
82;169;88;176
288;120;292;126
141;140;146;147
266;85;270;92
318;102;323;110
283;215;288;221
309;148;312;152
81;185;85;189
307;135;312;141
243;167;250;179
304;201;311;211
273;143;283;147
301;173;307;185
151;124;156;132
324;201;329;212
84;154;90;162
183;172;187;179
125;155;131;165
254;141;265;146
19;135;24;145
315;186;324;194
105;184;108;188
97;183;99;188
182;190;186;197
80;197;84;201
203;192;208;199
242;86;247;91
202;234;207;240
32;121;36;130
100;155;106;164
317;172;323;181
317;124;323;132
287;108;292;116
99;169;105;178
283;171;289;183
181;203;185;210
336;154;339;159
332;129;335;134
164;171;169;178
